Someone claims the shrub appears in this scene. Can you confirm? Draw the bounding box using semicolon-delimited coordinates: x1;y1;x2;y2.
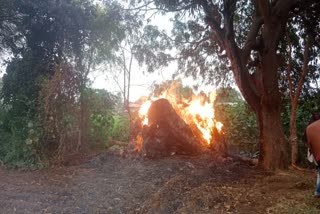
89;112;114;146
0;104;43;169
215;102;259;155
40;64;81;160
110;114;130;142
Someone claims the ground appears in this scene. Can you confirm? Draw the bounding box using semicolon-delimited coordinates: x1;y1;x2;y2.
1;151;320;214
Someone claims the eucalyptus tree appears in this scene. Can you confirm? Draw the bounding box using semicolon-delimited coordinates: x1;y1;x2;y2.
284;38;319;165
131;0;320;170
279;3;320;166
106;8;144;110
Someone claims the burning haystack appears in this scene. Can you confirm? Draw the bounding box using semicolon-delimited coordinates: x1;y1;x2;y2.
133;83;226;158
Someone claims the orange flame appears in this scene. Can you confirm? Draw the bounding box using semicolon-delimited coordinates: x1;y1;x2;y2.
135;133;143;152
136;82;223;149
139;100;152;126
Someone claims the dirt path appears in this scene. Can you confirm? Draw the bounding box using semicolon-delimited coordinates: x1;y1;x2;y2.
1;153;320;214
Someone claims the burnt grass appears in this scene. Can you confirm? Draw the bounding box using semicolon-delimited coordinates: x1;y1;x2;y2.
1;152;320;214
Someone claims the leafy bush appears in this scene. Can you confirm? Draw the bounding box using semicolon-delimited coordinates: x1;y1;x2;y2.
110;114;130;142
89;112;114;146
89;113;130;146
215;102;259;155
0;104;43;169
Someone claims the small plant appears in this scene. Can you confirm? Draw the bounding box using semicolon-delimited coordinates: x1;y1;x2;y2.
89;112;114;146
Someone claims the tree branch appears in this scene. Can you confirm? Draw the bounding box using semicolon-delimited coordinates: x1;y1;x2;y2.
200;1;225;48
258;0;271;27
293;35;312;104
223;0;237;39
191;36;210;52
124;0;197;13
200;0;261;111
242;16;263;63
272;0;300;17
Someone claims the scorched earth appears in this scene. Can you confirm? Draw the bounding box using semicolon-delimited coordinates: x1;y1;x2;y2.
0;151;319;214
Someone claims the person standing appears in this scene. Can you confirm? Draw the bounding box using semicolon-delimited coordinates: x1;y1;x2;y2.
306;116;320;197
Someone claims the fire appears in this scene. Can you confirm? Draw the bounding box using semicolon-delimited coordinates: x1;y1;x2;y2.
182;91;222;145
135;133;143;152
136;82;223;148
139;100;152;126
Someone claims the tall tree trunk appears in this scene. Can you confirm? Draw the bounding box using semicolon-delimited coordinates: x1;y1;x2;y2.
257;105;288;170
256;46;289;170
226;45;289;170
229;46;289;169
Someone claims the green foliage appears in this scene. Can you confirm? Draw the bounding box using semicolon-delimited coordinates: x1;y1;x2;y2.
89;113;130;146
89;112;114;146
0;102;43;169
110;114;130;142
215;87;259;154
0;0;128;167
215;87;242;104
215;101;259;155
0;75;42;168
87;88;129;146
278;1;320;98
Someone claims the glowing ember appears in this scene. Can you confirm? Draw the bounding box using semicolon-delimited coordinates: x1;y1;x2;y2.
136;83;223;148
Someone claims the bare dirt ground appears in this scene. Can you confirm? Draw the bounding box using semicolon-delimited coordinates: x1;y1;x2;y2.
1;152;320;214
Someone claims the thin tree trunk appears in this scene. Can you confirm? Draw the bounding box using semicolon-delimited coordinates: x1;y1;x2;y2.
289;106;298;165
78;84;86;151
286;31;298;166
121;48;127;108
123;61;126;106
126;50;133;143
77;49;94;151
286;35;312;166
127;51;133;110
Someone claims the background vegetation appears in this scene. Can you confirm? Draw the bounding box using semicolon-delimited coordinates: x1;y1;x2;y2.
0;0;130;168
